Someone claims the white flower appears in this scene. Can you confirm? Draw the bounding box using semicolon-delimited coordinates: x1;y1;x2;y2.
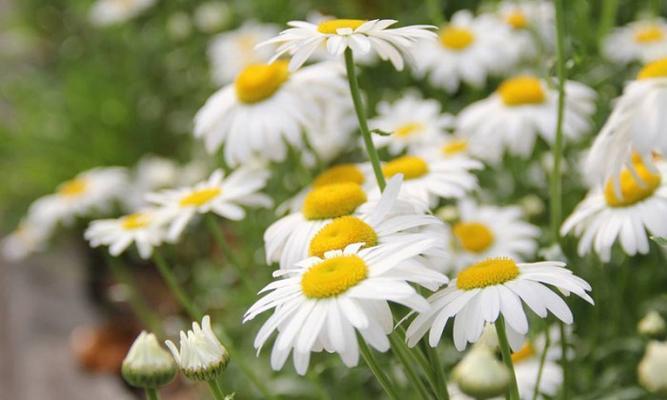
458;75;596;161
244;241;448;375
85;208;169;259
561;158;667;262
639;341;667;395
122;331;176;388
193;2;230;33
208;21;279;85
604;19;667;64
406;257;593;351
193;61;347;166
585;58;667;185
444;200;540;272
369;92;454;155
496;0;555;59
411;10;519;93
89;0;156;26
261;19;437;71
165;316;229;381
148;168;272;241
638;311;667;337
1;221;51;261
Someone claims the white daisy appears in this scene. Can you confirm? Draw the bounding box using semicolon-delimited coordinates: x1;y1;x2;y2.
85;208;170;259
244;241;448;375
496;0;555;59
561;157;667;262
411;10;519;93
458;75;596;160
89;0;156;26
147;168;272;241
301;94;356;165
368;92;454;155
444;200;540;271
193;61;347;166
260;19;437;71
585;58;667;185
1;220;51;261
406;256;593;351
208;21;279;85
603;19;667;64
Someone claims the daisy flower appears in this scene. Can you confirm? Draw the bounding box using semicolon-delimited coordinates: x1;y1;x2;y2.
603;19;667;64
585;58;667;185
445;200;540;271
496;0;555;59
208;21;279;85
194;61;347;166
244;241;448;375
561;157;667;262
406;256;593;351
458;75;596;160
89;0;156;26
1;220;51;261
260;19;437;71
368;92;454;155
411;10;518;93
147;168;272;241
85;208;170;259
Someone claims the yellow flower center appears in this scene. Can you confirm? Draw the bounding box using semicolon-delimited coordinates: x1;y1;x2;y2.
312;164;365;188
301;255;368;298
302;183;367;220
498;76;546;106
442;139;468;156
637;57;667;80
395;122;425;138
439;26;475;50
309;216;378;257
179;187;222;207
58;178;88;197
383;156;429;180
120;213;151;230
505;10;528;30
456;257;520;290
235;61;289;104
453;222;495;253
317;19;367;34
634;25;664;44
604;157;661;207
511;343;535;364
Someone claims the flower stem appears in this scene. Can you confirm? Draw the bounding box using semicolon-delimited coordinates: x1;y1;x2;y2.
559;322;569;400
495;318;520;400
152;251;202;321
532;329;551;400
424;344;449;400
207;379;226;400
145;388;159;400
343;48;387;191
388;333;431;400
358;339;400;400
205;215;256;294
598;0;619;44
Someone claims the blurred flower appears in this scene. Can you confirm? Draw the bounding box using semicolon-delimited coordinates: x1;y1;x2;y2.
166;12;192;40
496;0;555;59
411;10;518;93
89;0;157;27
122;331;176;388
638;311;666;337
208;21;279;85
436;205;460;224
302;93;356;164
369;92;454;155
604;19;667;64
407;257;593;351
261;19;436;71
453;345;510;399
244;241;446;375
518;194;545;217
193;2;231;33
458;75;596;162
561;158;667;262
510;340;563;398
165;316;230;381
638;340;667;395
147;168;272;241
1;220;51;261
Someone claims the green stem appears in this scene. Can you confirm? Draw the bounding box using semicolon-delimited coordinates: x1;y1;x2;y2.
205;216;256;294
425;0;444;26
145;387;159;400
598;0;619;44
152;252;202;321
343;48;387;191
532;330;551;400
359;339;400;400
559;322;569;400
495;318;520;400
207;379;226;400
388;334;431;400
424;344;449;400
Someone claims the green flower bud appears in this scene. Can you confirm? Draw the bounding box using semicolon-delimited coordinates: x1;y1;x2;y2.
122;331;177;388
454;345;510;399
639;341;667;395
638;311;666;338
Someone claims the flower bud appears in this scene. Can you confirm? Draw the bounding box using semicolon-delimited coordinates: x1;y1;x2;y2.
638;341;667;395
122;331;177;388
436;205;460;223
454;345;510;399
638;311;666;338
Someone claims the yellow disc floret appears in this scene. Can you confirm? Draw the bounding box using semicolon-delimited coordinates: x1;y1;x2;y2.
453;222;495;253
511;343;535;364
309;216;378;257
301;255;368;298
235;61;289;104
457;257;520;290
395;122;425;138
58;178;88;198
439;26;475;50
179;187;222;207
498;76;546;106
302;183;367;220
383;156;429;180
637;57;667;80
505;11;528;30
634;25;664;44
604;157;661;207
312;164;365;188
317;19;366;34
442;139;469;156
121;213;151;230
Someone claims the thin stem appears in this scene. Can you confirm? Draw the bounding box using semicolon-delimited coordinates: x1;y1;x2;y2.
145;388;159;400
425;0;444;26
205;216;256;294
495;318;520;400
424;344;449;400
359;339;400;400
152;252;202;321
388;334;431;400
598;0;619;45
559;322;569;400
207;379;226;400
532;330;551;400
343;48;387;191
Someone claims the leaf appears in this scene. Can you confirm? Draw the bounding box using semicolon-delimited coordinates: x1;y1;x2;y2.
651;236;667;246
